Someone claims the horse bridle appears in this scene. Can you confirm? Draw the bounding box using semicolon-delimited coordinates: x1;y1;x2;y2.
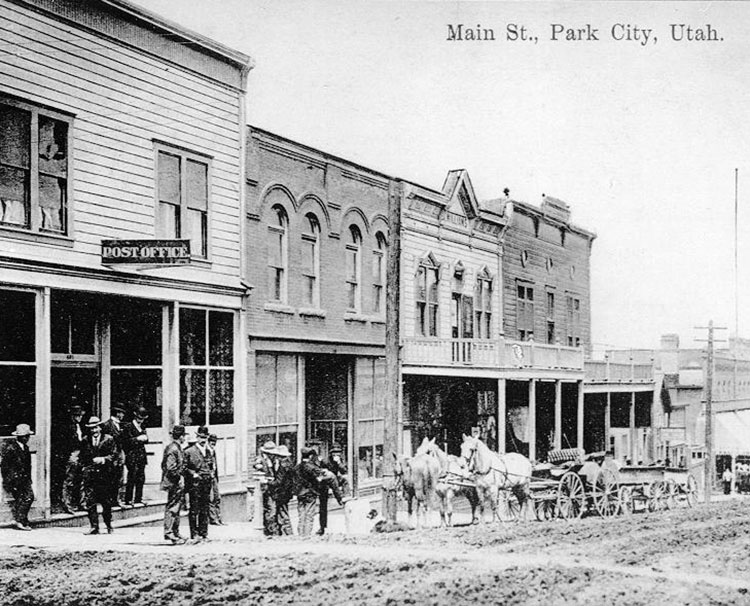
465;444;478;473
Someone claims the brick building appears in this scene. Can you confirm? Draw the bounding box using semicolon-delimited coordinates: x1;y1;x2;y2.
0;0;251;523
245;127;391;493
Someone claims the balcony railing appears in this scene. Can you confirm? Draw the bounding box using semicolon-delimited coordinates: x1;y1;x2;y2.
402;337;584;370
584;359;655;383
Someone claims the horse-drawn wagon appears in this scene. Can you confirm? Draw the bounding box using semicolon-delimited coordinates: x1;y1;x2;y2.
617;465;698;513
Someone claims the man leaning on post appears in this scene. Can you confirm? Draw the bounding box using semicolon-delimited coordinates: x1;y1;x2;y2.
161;425;187;545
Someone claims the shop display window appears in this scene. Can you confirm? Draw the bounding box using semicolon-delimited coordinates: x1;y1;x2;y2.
256;354;299;458
179;308;235;426
355;358;385;481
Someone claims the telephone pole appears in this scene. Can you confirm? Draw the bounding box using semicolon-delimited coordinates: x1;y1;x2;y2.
382;179;403;522
695;320;727;503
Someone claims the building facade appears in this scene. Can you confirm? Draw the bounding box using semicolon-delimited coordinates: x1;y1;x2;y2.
0;0;251;522
245;127;390;494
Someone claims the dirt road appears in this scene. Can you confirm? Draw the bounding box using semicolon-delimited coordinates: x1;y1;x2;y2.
2;499;749;605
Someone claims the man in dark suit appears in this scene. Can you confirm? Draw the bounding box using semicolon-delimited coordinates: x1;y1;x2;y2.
160;425;187;545
0;423;35;531
184;426;213;542
207;433;224;525
80;416;117;535
60;405;85;514
101;405;126;507
295;447;328;537
122;407;149;506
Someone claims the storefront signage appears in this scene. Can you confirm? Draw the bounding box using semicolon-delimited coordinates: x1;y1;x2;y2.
101;239;191;264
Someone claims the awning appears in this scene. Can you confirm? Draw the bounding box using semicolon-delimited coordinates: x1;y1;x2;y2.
695;409;750;455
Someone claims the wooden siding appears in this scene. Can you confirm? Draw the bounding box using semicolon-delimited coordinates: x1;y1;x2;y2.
401;213;501;340
503;217;593;349
0;2;243;284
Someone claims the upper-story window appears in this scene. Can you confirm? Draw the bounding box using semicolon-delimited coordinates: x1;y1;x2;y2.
416;257;439;337
156;146;209;258
346;226;362;311
1;99;71;235
546;290;556;344
268;206;288;302
566;294;581;347
372;232;387;314
475;272;493;339
517;281;534;341
302;214;320;307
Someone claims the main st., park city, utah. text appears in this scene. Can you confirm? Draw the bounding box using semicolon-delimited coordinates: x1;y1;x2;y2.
446;23;723;46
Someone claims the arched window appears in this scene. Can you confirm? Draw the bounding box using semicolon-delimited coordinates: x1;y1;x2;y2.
346;226;362;311
416;256;439;337
268;205;288;302
371;232;387;314
302;214;320;307
475;269;493;339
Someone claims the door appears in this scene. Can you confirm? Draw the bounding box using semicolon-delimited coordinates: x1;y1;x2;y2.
50;366;99;508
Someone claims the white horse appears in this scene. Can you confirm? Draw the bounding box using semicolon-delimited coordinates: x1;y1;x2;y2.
416;438;479;527
392;438;441;529
459;434;532;523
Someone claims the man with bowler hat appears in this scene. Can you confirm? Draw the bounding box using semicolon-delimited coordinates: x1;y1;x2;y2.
101;405;126;507
295;446;328;537
80;416;117;535
161;425;187;545
1;423;35;530
184;426;213;541
122;407;149;506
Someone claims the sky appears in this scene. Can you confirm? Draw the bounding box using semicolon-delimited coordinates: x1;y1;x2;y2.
134;0;750;353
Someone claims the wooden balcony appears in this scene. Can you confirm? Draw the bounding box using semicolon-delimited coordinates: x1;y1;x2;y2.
584;359;655;384
402;337;585;371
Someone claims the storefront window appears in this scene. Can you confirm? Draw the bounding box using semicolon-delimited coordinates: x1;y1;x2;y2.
0;289;36;436
356;358;385;481
51;292;96;355
179;308;234;426
110;300;162;428
256;353;299;459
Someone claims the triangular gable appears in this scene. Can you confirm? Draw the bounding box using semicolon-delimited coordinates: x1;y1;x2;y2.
441;169;479;220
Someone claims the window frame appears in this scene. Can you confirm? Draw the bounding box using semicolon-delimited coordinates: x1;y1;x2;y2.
546;289;556;344
372;232;387;315
516;280;535;341
0;96;73;239
346;226;362;312
475;272;493;339
154;141;212;260
301;214;321;308
566;293;582;347
267;205;289;304
416;257;440;337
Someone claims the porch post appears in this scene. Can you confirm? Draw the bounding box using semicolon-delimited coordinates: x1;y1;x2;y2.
497;378;506;453
37;287;51;514
577;380;584;452
605;391;612;453
554;380;562;450
528;379;536;461
629;391;636;463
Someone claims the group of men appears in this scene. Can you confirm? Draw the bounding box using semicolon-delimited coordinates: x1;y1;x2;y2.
54;405;149;515
160;424;224;545
255;441;349;537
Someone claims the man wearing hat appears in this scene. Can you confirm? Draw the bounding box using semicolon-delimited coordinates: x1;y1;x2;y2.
122;407;149;506
101;405;126;507
272;444;295;535
80;416;117;534
295;446;329;537
207;434;224;526
160;425;187;545
59;404;86;514
317;446;347;535
254;440;281;535
184;426;213;541
1;423;35;530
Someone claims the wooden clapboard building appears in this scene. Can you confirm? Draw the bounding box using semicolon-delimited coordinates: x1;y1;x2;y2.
0;0;251;524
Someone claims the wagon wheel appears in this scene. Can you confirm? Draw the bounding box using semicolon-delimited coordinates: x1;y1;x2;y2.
664;479;679;510
556;471;585;520
534;498;556;521
685;473;698;508
618;486;634;516
647;481;668;512
503;493;523;521
592;468;620;518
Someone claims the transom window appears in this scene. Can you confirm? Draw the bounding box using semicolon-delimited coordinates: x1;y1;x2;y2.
268;206;288;302
302;214;320;307
372;232;387;314
346;226;362;311
0;99;71;234
416;257;439;337
475;273;492;339
156;146;210;258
